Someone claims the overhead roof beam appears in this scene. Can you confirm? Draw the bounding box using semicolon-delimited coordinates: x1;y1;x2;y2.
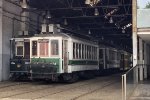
77;21;129;25
62;14;131;19
84;27;132;29
95;34;130;36
49;4;131;10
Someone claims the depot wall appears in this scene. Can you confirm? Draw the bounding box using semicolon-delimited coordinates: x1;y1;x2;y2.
0;0;41;81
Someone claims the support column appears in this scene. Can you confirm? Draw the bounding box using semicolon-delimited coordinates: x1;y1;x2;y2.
148;46;149;65
0;6;2;81
133;33;138;67
1;0;22;81
144;43;147;79
132;0;138;83
139;38;144;81
0;0;3;81
147;45;150;77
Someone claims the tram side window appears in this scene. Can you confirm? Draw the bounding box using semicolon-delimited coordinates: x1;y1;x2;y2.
99;49;103;59
110;50;115;60
86;45;89;59
117;52;121;60
91;46;92;60
73;43;75;59
62;41;63;58
91;47;93;60
51;40;59;55
16;46;23;56
95;47;97;59
89;46;91;59
87;46;88;59
85;45;87;59
92;47;94;60
114;51;116;60
93;47;95;60
39;41;49;57
79;44;81;59
76;43;79;59
82;44;84;59
109;50;113;60
11;40;15;58
32;41;37;56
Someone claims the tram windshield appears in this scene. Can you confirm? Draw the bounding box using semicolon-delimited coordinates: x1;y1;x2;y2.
11;39;30;59
32;41;37;56
51;40;59;55
39;39;49;57
16;46;23;56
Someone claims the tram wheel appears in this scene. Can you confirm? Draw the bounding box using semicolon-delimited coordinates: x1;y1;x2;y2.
61;73;79;83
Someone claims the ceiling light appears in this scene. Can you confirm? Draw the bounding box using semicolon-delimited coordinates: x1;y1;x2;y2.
85;0;91;5
85;0;101;7
46;11;51;19
105;8;118;18
122;29;125;33
88;30;91;34
104;16;108;19
21;0;28;9
109;17;113;23
101;36;104;40
64;19;68;25
115;23;120;29
94;8;99;16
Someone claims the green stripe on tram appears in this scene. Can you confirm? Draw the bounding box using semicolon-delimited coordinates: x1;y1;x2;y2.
68;60;98;65
31;58;60;72
31;58;60;64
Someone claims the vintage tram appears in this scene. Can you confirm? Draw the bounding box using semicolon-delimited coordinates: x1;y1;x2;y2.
29;33;99;82
10;36;30;80
9;32;132;81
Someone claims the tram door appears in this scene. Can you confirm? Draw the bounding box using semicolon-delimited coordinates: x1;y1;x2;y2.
63;40;68;73
99;49;105;69
120;54;125;70
24;41;30;59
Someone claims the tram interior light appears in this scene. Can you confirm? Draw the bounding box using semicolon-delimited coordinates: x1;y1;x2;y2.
46;11;52;19
94;8;99;16
109;17;113;23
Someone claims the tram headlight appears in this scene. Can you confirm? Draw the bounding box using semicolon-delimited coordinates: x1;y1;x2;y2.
25;62;30;64
51;62;56;65
42;65;45;68
17;64;21;68
53;62;57;65
11;62;15;64
30;70;32;73
49;62;57;65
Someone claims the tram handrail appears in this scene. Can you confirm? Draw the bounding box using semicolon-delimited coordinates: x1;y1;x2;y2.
122;64;138;100
124;64;137;75
125;64;147;75
122;64;148;100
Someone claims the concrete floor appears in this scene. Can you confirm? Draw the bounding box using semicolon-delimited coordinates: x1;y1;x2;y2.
0;74;122;100
130;80;150;100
